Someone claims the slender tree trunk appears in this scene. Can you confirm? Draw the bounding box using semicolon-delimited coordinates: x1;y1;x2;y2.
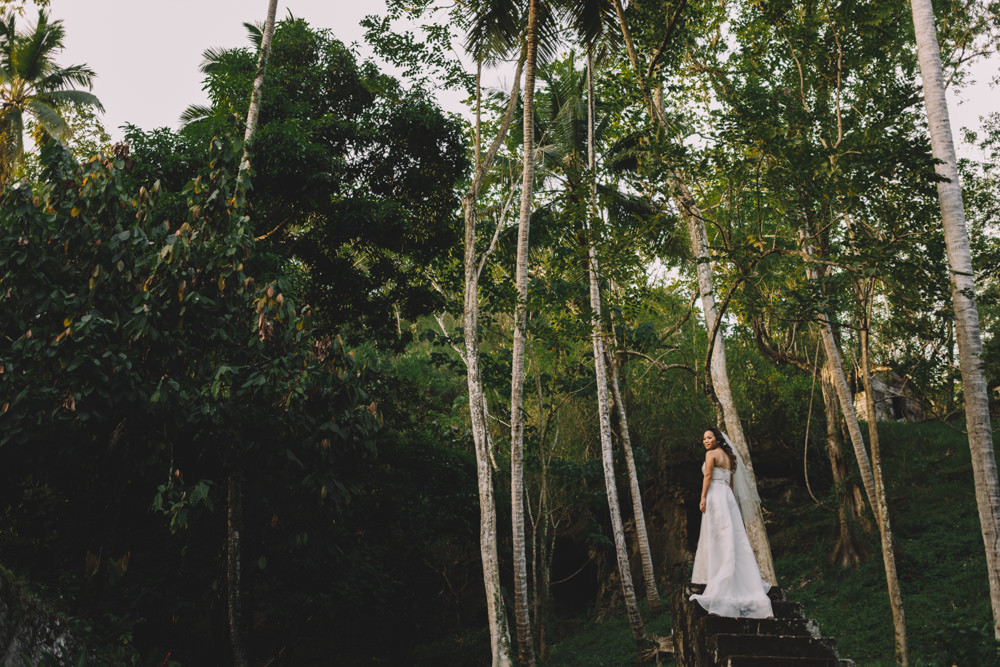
820;357;866;567
510;2;540;663
241;0;278;171
463;203;512;667
612;0;775;583
685;183;776;584
531;411;553;660
460;50;525;667
226;472;246;667
224;6;277;663
588;228;647;644
801;232;907;664
910;0;1000;640
607;355;662;614
585;46;661;616
861;323;909;665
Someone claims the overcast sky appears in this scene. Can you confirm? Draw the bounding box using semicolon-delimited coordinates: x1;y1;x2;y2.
49;0;405;135
46;0;998;154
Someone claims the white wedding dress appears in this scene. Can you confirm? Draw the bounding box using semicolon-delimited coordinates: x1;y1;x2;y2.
690;464;773;618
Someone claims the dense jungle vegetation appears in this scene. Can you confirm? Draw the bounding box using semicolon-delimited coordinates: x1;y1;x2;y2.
1;0;999;665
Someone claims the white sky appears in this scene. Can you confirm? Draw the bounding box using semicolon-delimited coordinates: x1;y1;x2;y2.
44;0;999;154
48;0;407;136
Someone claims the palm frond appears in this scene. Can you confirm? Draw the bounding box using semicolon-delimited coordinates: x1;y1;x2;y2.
24;97;70;139
566;0;620;49
18;10;67;83
37;64;98;92
533;2;567;67
199;46;233;74
0;13;16;65
37;88;104;112
244;21;264;49
464;0;522;66
179;104;215;125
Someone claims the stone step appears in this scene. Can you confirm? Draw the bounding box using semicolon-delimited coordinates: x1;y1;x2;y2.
771;600;806;619
701;614;821;638
684;583;789;602
707;634;840;660
723;657;856;667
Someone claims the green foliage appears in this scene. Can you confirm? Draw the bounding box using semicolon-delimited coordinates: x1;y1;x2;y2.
0;9;103;184
771;421;996;665
171;15;470;348
540;600;670;666
0;133;380;662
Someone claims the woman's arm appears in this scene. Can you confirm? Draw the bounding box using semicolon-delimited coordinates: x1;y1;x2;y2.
699;451;715;513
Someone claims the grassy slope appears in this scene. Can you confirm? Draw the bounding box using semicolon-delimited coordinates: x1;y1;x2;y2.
541;421;997;667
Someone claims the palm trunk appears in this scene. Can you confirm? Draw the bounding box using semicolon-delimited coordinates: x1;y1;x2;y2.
686;182;776;584
588;229;647;644
241;0;278;172
460;50;525;667
910;0;1000;640
533;449;551;659
510;2;540;663
463;198;513;667
607;357;662;614
226;472;246;667
224;6;276;663
585;46;661;616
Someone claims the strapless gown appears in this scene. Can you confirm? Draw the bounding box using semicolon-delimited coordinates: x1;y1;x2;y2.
690;464;773;618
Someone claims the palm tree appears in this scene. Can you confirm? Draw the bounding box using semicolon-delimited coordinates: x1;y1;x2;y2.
466;1;564;663
460;47;525;667
530;50;655;640
0;9;103;184
910;0;1000;642
226;3;277;665
575;1;665;617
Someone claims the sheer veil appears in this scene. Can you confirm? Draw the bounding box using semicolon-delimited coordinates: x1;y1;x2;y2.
721;431;760;525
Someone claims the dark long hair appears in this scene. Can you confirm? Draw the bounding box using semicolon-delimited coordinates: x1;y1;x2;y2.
707;427;737;472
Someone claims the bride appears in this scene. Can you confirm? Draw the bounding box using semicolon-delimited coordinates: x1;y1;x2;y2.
689;427;773;618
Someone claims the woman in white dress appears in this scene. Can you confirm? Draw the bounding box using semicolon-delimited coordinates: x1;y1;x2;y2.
689;427;773;618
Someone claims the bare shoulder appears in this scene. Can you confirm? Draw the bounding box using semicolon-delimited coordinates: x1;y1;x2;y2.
709;448;728;469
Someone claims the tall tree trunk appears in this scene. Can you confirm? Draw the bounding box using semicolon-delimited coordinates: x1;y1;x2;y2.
240;0;278;173
224;5;277;664
685;183;776;584
607;354;662;614
532;444;552;659
510;2;540;663
612;0;775;584
860;321;909;665
585;46;661;616
820;356;866;567
910;0;1000;640
588;227;648;644
461;50;525;667
801;233;908;664
463;213;512;667
226;472;246;667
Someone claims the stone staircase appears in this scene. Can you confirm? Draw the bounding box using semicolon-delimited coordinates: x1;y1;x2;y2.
670;584;855;667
